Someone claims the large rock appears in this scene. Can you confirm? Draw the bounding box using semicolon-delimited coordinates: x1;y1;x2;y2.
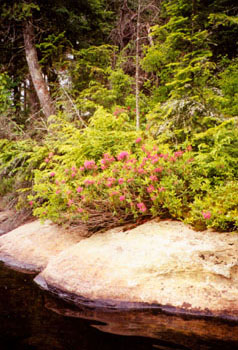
0;220;82;271
36;220;238;319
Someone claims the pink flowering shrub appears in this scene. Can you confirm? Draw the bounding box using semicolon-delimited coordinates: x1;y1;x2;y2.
28;114;238;231
31;139;199;224
1;110;236;232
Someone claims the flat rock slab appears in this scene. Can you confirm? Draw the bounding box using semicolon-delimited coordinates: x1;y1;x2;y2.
0;220;82;272
36;220;238;319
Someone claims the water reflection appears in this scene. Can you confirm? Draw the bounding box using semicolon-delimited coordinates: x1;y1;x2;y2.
0;262;238;350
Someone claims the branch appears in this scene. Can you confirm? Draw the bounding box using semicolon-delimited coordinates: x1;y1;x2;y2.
60;85;87;128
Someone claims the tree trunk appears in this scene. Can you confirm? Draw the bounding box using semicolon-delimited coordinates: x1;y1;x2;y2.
135;0;141;131
23;20;55;118
27;75;40;118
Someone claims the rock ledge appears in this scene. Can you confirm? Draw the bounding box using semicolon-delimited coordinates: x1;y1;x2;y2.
34;220;238;319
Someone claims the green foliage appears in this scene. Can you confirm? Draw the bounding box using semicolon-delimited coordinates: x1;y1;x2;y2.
146;96;221;143
36;32;71;66
0;0;238;234
187;181;238;231
217;59;238;116
1;110;237;232
140;0;223;142
26;117;238;232
1;2;40;21
108;68;133;105
46;107;138;164
69;45;114;92
0;138;48;204
0;73;12;113
193;118;238;179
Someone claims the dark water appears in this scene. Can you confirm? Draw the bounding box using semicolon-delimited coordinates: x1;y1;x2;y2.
1;262;238;350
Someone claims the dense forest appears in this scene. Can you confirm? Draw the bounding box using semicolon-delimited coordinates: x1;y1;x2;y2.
0;0;238;232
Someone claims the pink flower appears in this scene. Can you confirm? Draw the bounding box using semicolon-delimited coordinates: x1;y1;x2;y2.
137;202;147;213
71;172;76;178
50;172;55;177
84;160;96;170
117;151;129;161
66;190;72;195
84;179;95;186
119;195;126;201
202;211;211;220
174;150;184;158
147;185;155;193
154;167;163;173
158;186;165;192
137;168;146;174
79;166;85;171
106;177;116;187
61;180;66;184
44;158;50;163
110;191;119;196
100;154;115;169
29;201;34;206
77;208;84;213
135;137;142;143
113;108;125;116
65;169;69;173
68;199;73;206
103;153;115;162
151;158;159;164
160;153;168;160
56;189;61;194
71;166;77;172
141;144;147;152
149;175;158;182
76;186;83;193
48;152;54;158
118;178;124;184
127;178;134;183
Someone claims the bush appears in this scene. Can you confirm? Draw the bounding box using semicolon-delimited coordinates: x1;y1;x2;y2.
28;119;238;232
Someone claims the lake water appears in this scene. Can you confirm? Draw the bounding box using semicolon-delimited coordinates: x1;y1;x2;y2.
1;262;238;350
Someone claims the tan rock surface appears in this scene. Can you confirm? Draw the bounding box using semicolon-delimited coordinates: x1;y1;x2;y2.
37;220;238;318
0;220;82;271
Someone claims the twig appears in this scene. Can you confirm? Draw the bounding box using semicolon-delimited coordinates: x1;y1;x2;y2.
61;85;87;128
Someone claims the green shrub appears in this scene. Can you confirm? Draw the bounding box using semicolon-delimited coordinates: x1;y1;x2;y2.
186;181;238;231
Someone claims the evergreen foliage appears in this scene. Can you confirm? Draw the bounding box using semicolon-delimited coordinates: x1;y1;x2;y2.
0;0;238;232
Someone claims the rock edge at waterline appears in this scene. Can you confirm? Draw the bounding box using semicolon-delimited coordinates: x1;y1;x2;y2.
35;220;238;319
0;220;82;271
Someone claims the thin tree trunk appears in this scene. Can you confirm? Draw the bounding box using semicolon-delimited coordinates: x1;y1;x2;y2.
135;0;141;131
23;20;55;118
27;75;40;117
23;80;27;114
13;84;21;116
